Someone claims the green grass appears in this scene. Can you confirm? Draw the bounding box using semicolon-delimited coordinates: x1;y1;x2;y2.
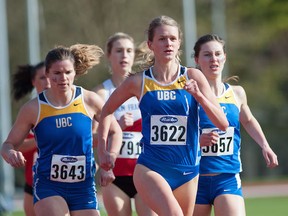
209;196;288;216
9;196;288;216
245;196;288;216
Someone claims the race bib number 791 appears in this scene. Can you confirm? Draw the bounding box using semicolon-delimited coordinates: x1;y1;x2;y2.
118;132;142;159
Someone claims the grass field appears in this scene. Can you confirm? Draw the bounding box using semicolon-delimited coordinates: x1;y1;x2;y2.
8;196;288;216
245;196;288;216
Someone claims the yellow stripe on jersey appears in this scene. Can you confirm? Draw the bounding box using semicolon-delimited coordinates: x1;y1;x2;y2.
143;76;187;95
218;87;238;105
37;97;89;123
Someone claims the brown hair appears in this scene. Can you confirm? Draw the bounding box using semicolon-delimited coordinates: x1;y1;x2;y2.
45;44;104;76
194;34;238;83
12;62;45;100
193;34;226;58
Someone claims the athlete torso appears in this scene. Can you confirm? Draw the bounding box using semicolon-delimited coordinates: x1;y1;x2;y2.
138;65;200;166
33;86;96;183
102;79;142;176
199;83;242;174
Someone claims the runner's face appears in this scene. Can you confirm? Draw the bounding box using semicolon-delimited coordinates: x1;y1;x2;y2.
195;41;226;80
108;38;135;76
47;59;75;92
33;66;50;93
148;25;181;63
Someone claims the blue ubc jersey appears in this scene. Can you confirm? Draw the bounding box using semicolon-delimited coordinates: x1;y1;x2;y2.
199;83;242;174
138;65;201;167
33;86;96;183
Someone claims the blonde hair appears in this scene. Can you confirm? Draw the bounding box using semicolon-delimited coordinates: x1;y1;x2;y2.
133;41;153;71
147;15;183;43
224;76;239;83
144;15;182;68
106;32;134;56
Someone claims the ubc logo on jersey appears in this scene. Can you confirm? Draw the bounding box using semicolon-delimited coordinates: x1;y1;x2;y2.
160;116;178;124
56;117;72;128
61;157;78;163
157;90;176;100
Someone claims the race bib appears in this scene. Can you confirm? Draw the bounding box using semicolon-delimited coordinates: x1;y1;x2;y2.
150;115;187;145
118;132;142;159
201;127;234;156
50;154;86;183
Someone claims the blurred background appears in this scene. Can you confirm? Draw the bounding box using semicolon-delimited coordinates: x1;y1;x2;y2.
0;0;287;212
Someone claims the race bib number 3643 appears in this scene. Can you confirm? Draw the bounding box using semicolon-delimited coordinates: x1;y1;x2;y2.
150;115;187;145
50;154;86;183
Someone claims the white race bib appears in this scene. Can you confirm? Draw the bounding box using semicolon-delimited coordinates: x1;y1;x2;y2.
118;132;142;159
50;154;86;183
201;127;234;156
150;115;187;145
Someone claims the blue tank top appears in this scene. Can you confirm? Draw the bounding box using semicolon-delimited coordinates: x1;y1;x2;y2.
199;83;242;174
139;65;201;166
33;86;96;182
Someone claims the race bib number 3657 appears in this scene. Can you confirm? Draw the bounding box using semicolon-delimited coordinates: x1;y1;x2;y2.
201;127;234;156
50;154;86;183
150;115;187;145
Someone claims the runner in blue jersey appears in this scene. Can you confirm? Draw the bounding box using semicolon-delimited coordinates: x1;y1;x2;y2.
97;16;228;216
193;34;278;216
1;44;122;216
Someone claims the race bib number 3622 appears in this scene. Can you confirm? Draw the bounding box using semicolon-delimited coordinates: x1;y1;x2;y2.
150;115;187;145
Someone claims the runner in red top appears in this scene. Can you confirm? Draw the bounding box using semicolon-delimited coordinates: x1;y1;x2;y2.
93;32;156;216
12;62;50;216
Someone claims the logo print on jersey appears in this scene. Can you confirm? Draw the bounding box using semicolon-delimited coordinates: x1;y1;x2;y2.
157;91;176;100
123;133;135;139
183;171;193;175
56;117;72;128
160;116;178;123
211;129;227;136
61;157;78;163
